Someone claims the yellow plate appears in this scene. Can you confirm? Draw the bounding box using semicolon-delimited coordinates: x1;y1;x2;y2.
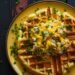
6;1;75;75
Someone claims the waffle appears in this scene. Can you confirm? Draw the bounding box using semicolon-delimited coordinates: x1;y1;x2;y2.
17;32;75;75
11;7;75;75
18;49;52;75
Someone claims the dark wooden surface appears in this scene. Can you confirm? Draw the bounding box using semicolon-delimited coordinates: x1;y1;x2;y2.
0;0;17;75
0;0;75;75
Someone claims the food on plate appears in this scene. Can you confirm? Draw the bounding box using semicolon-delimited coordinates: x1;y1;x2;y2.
10;7;75;75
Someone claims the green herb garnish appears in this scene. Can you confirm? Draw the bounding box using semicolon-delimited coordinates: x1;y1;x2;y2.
49;32;54;36
66;25;72;31
22;71;25;75
13;61;16;64
27;47;33;55
11;24;20;39
53;8;58;14
33;48;45;56
52;36;61;42
10;42;18;58
61;14;64;21
64;9;67;12
35;8;39;13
